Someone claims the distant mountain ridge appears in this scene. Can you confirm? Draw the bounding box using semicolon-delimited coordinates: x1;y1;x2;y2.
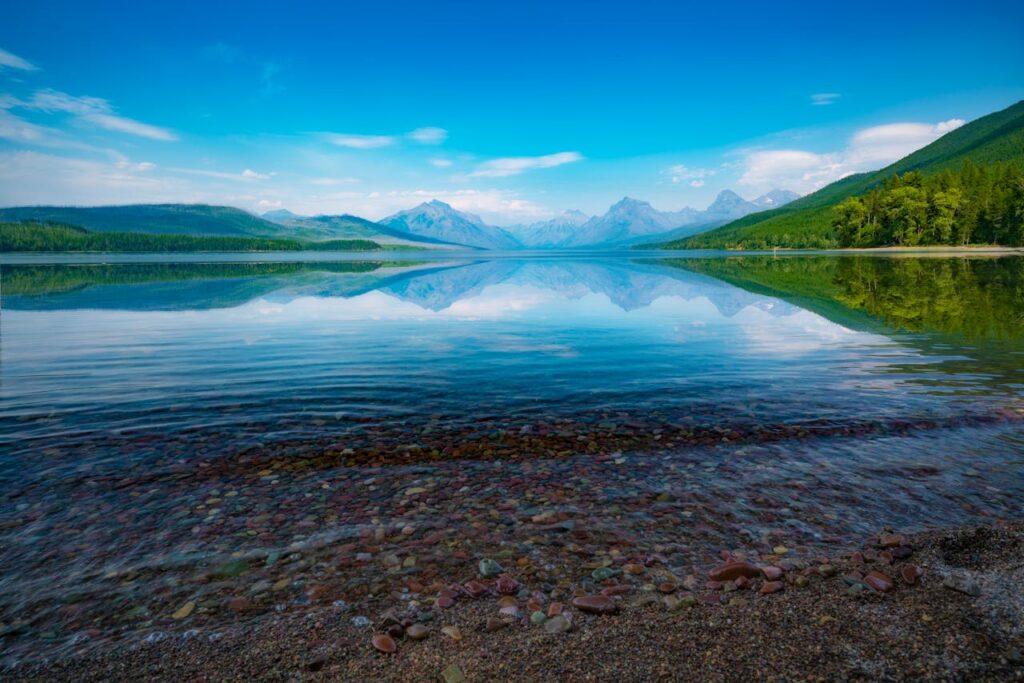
0;204;284;238
264;211;461;247
517;189;798;248
376;190;798;249
0;187;799;251
380;200;522;249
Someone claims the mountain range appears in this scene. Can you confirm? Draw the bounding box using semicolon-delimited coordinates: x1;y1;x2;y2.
374;189;798;249
0;188;799;251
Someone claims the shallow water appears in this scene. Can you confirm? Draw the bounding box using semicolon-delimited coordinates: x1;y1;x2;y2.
0;253;1022;662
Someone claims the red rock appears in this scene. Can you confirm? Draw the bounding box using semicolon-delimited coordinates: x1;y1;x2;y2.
405;579;424;593
760;581;784;594
900;565;923;585
372;634;396;653
705;580;723;591
761;566;783;581
464;580;487;599
602;584;633;597
864;571;894;592
892;545;914;559
850;552;865;565
227;597;251;612
571;595;617;615
709;561;761;581
495;576;519;595
734;576;751;590
436;596;454;609
879;533;904;548
547;602;564;617
658;582;676;594
878;551;893;565
699;593;722;606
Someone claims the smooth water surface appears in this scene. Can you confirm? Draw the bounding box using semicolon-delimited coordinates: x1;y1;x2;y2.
0;253;1022;662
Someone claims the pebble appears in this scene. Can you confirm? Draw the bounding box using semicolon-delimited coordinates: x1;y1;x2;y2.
942;575;982;597
372;634;396;653
441;625;462;641
463;580;487;599
495;576;519;595
761;566;783;581
864;571;894;592
530;611;547;625
171;602;195;620
406;623;429;640
900;565;923;585
544;614;572;634
709;561;761;581
485;617;507;633
571;595;617;614
442;663;467;683
760;581;784;594
478;559;503;578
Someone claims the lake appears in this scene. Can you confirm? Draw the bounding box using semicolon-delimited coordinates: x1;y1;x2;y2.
1;252;1022;663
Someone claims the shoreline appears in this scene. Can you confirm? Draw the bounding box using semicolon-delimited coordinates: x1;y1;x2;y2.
10;522;1023;681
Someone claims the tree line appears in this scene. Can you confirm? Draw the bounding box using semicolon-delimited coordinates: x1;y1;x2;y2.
0;222;384;252
833;160;1024;248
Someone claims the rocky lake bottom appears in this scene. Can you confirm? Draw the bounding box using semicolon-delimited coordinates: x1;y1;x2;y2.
0;253;1022;678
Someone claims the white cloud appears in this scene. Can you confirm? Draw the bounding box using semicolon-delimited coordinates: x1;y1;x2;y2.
430;158;453;168
172;167;271;181
469;151;583;178
257;199;282;209
737;118;966;194
15;89;177;141
665;164;716;183
0;151;186;206
324;132;396;149
690;179;704;188
0;109;62;145
845;119;965;166
407;127;448;144
0;47;38;71
810;93;840;106
116;160;156;172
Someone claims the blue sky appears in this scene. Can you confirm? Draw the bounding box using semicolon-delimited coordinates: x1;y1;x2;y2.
1;0;1022;224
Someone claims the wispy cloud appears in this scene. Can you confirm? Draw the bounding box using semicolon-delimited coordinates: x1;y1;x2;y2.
323;127;449;149
810;93;840;106
16;89;177;141
664;164;716;184
0;47;38;71
309;176;360;186
737;118;965;193
429;158;453;168
408;127;448;144
324;132;397;149
172;167;272;181
469;151;583;178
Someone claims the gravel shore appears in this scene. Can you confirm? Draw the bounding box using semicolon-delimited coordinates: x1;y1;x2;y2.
11;523;1023;682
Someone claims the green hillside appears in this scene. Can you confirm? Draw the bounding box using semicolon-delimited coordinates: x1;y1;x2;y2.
0;222;383;252
0;204;286;238
664;100;1024;250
